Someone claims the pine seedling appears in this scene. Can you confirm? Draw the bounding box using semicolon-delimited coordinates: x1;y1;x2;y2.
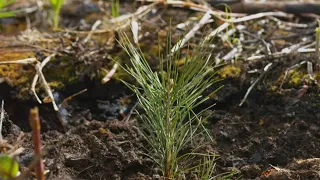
119;31;219;179
110;0;119;18
49;0;64;29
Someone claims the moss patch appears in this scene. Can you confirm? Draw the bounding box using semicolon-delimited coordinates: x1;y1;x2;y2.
0;49;35;87
219;65;241;79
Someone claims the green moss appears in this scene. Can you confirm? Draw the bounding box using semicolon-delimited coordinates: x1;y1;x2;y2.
43;58;79;89
219;65;241;79
0;50;35;87
288;70;304;86
277;68;316;88
0;50;36;98
49;81;64;89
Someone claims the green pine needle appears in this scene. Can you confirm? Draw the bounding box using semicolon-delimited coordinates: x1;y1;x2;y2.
118;30;219;179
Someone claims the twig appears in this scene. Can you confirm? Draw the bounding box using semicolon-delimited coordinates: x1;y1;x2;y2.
0;58;37;65
268;16;309;28
204;22;230;42
101;63;119;84
29;107;45;180
0;100;4;141
225;1;320;15
136;0;246;16
58;2;158;34
59;89;87;107
222;47;238;62
240;63;273;106
124;102;139;122
247;39;312;61
34;62;58;111
31;54;55;104
242;30;271;55
83;20;102;44
217;11;293;24
171;10;212;53
298;48;320;53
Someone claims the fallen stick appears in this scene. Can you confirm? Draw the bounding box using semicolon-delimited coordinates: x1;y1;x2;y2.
204;22;230;43
136;0;245;16
247;40;313;61
219;1;320;15
218;11;293;23
34;62;58;111
31;54;55;104
240;62;273;106
59;89;87;107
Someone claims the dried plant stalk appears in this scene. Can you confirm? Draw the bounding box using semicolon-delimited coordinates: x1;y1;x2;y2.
29;107;44;180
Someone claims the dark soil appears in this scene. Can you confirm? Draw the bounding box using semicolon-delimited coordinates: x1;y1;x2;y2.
2;1;320;180
2;77;320;179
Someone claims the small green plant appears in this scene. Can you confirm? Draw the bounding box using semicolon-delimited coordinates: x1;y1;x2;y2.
119;31;220;178
0;0;16;18
49;0;64;29
216;4;238;46
0;154;19;180
110;0;119;18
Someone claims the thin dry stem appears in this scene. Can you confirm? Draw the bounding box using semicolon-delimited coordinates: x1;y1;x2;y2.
171;10;212;53
29;107;45;180
0;100;4;141
240;63;273;106
59;89;87;107
31;54;55;104
34;62;58;111
101;63;119;84
83;20;102;43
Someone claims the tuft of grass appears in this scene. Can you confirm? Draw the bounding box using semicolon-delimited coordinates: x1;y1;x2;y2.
49;0;64;29
118;30;220;179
